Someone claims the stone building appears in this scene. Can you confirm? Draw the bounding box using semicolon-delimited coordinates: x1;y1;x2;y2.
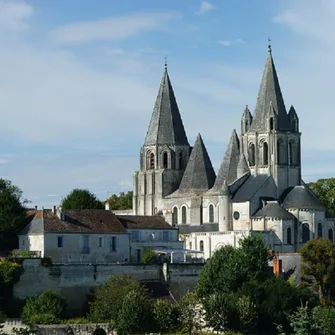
133;46;335;259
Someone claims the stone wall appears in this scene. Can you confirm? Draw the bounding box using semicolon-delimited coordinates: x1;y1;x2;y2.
13;259;203;314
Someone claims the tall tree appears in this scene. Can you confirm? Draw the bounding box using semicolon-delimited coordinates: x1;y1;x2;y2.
61;189;103;210
307;178;335;216
106;191;133;210
0;179;28;250
300;238;335;306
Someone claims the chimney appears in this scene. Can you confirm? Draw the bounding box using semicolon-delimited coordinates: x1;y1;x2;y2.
273;255;282;277
35;205;38;210
57;206;65;221
105;202;110;211
52;205;56;214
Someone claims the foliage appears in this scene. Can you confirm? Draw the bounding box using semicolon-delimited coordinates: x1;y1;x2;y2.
0;179;28;251
88;274;146;323
204;293;237;333
62;317;91;324
313;306;335;335
288;303;320;335
0;309;6;322
196;234;271;298
178;291;204;335
22;290;67;324
10;250;36;258
106;191;133;210
0;259;24;285
61;189;103;210
235;294;258;334
40;257;52;267
116;289;153;335
141;248;156;264
300;238;335;306
153;299;180;333
308;178;335;216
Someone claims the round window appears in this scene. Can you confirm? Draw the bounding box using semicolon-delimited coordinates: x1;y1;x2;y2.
233;211;240;220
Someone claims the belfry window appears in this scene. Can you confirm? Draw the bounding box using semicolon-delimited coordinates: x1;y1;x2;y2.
182;206;187;224
277;138;284;165
263;142;269;165
270;118;274;130
172;207;178;225
248;143;255;166
209;204;214;223
288;141;294;166
163;152;168;168
178;152;183;169
318;222;323;238
149;152;155;169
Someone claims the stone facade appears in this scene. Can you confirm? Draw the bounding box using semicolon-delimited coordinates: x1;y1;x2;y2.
133;46;334;259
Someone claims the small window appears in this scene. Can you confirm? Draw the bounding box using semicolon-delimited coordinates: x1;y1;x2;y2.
199;240;204;252
172;207;178;225
150;152;155;169
318;222;323;238
182;206;187;224
263;142;269;165
329;229;333;242
131;231;140;241
287;227;292;244
110;236;117;252
189;242;192;249
270;118;274;130
163;152;168;168
248;143;255;166
178;152;183;169
98;237;103;248
302;223;310;243
163;231;169;242
57;236;63;248
22;239;25;246
209;204;214;223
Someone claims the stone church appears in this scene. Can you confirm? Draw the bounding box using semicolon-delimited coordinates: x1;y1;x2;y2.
133;46;334;259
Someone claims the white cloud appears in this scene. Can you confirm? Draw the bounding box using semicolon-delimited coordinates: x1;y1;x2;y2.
217;39;244;47
0;0;34;30
195;1;215;15
51;12;180;44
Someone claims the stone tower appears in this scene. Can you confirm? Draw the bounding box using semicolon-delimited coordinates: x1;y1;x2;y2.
133;64;191;215
240;45;301;197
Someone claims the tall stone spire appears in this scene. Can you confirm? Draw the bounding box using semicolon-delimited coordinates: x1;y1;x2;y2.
249;46;289;132
144;64;189;146
178;134;216;194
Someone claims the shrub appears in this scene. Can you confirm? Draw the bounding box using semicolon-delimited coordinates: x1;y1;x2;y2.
153;299;180;333
0;259;24;285
141;248;156;264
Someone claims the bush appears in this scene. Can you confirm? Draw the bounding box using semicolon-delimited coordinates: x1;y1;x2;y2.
141;248;156;264
62;317;91;324
153;299;180;333
0;259;24;285
116;289;153;335
22;290;67;324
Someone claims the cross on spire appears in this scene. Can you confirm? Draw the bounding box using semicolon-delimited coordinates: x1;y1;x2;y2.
164;56;167;69
268;37;272;53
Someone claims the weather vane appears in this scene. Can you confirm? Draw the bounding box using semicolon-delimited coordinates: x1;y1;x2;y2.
268;37;272;52
164;56;167;68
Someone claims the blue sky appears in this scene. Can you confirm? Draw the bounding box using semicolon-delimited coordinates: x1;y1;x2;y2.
0;0;334;208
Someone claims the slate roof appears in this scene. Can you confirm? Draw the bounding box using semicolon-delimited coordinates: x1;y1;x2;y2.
282;185;325;210
212;130;240;191
249;47;289;132
177;134;216;194
232;174;273;202
177;223;219;234
144;65;189;146
118;215;177;230
253;201;295;219
237;152;249;177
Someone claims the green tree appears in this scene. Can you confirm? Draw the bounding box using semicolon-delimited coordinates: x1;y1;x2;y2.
0;179;28;250
106;191;133;210
153;299;180;333
313;306;335;335
196;235;271;298
116;289;153;335
288;303;320;335
308;178;335;216
300;238;335;306
178;291;204;335
61;189;103;210
88;274;146;324
141;248;156;264
0;259;24;285
235;294;258;334
22;290;67;324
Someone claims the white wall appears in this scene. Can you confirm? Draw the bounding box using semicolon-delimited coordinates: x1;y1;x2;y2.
19;234;45;257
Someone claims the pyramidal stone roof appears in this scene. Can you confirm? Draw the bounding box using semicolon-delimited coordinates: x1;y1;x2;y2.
211;129;240;190
144;65;189;146
178;134;216;194
249;46;289;132
237;152;250;177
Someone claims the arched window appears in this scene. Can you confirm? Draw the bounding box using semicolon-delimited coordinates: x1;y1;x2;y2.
189;242;192;249
182;206;187;224
277;138;284;165
172;207;178;225
302;223;310;243
288;141;294;166
329;229;334;242
162;152;168;168
270;118;274;130
318;222;323;238
178;152;183;169
199;240;204;252
287;227;292;244
263;142;269;165
209;204;214;223
147;151;155;170
248;143;255;166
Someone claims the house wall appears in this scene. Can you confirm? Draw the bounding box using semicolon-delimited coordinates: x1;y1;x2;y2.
43;233;130;264
19;234;45;257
